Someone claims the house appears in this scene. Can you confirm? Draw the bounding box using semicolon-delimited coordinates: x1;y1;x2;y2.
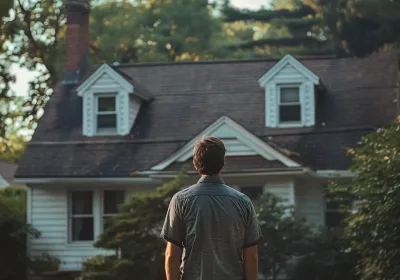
0;160;18;189
14;0;399;279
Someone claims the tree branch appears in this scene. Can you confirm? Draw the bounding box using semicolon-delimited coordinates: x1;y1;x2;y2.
222;5;316;23
225;36;326;50
18;0;45;63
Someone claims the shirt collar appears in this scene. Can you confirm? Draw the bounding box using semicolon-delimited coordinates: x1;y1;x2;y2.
197;175;224;185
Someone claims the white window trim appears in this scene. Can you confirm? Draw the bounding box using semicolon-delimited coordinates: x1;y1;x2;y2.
68;189;126;245
95;93;118;136
68;190;95;245
277;84;302;127
83;86;130;137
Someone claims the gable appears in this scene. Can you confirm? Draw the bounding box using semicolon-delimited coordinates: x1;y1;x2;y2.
258;55;322;128
258;54;320;87
151;116;301;171
77;64;133;95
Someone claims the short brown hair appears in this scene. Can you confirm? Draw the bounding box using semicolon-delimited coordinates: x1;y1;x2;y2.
193;136;226;175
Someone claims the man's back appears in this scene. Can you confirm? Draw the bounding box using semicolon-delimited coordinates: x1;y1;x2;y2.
161;175;261;280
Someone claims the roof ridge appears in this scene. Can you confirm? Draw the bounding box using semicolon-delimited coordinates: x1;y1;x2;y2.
114;54;345;68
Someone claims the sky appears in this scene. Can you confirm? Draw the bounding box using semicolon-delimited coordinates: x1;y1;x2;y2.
9;0;271;96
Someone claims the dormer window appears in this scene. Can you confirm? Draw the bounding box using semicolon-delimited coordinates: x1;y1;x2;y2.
258;55;320;128
76;64;153;137
96;95;117;134
279;85;301;125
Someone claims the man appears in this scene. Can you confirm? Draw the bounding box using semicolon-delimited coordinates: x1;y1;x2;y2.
161;136;262;280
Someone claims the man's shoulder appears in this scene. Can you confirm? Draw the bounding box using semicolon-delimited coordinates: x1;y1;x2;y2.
175;183;251;203
221;184;249;198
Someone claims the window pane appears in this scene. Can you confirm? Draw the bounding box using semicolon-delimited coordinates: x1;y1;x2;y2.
98;96;116;112
97;115;117;129
72;217;94;241
279;105;301;122
104;190;125;214
280;87;300;103
71;191;93;215
240;186;263;201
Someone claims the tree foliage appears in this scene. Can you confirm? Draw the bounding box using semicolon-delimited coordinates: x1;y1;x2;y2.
307;0;400;57
221;0;331;55
256;193;311;280
289;229;359;280
330;116;400;279
80;168;188;280
90;0;221;63
0;187;39;280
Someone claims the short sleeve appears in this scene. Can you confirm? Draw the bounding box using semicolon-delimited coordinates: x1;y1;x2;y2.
160;194;185;248
244;200;263;248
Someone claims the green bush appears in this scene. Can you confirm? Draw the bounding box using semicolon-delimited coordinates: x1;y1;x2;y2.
0;187;38;280
256;193;312;280
288;229;359;280
331;117;400;280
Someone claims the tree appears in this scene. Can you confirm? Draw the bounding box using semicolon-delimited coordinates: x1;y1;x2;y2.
0;187;39;280
2;0;66;126
91;0;222;63
331;116;400;279
80;168;188;280
221;0;333;56
256;193;311;280
0;133;27;163
288;229;359;280
310;0;400;57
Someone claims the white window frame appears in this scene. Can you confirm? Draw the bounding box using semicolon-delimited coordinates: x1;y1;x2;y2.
277;84;302;127
95;93;118;135
68;189;126;244
68;190;95;244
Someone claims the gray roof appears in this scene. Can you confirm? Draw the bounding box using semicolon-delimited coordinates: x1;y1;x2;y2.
16;52;399;177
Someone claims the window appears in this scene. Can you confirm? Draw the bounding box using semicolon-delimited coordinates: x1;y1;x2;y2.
278;86;301;124
70;191;94;241
240;186;263;201
103;190;125;230
96;95;117;133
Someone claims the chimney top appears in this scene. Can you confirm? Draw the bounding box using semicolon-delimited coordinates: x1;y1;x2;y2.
63;0;90;85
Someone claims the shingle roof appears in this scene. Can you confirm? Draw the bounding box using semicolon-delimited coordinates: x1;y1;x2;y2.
15;52;399;178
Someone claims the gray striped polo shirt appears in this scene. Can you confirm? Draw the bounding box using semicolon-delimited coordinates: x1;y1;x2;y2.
161;175;262;280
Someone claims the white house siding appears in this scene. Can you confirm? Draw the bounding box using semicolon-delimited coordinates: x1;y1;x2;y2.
263;178;324;227
295;179;325;227
264;179;295;206
273;64;304;81
29;186;145;272
91;73;120;90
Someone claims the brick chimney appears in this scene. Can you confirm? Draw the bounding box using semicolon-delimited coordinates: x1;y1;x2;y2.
63;0;90;85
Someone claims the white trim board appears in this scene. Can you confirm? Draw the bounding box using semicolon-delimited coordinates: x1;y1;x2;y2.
150;116;301;171
258;54;320;87
14;177;160;185
77;64;134;96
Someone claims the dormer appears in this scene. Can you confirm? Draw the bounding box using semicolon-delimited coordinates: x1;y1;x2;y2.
77;64;152;136
258;55;320;128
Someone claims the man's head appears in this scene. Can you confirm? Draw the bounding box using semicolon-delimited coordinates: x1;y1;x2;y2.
193;136;226;176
